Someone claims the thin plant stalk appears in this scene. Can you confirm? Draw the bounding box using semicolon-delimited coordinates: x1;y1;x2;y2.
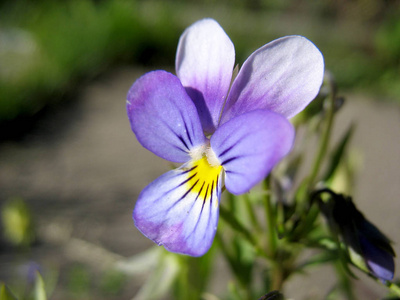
307;74;337;190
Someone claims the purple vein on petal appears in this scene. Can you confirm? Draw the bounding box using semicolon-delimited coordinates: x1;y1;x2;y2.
163;179;200;215
127;70;206;163
188;182;213;240
196;182;206;201
181;165;198;175
149;167;197;205
184;122;193;146
133;157;222;256
158;118;191;151
211;109;295;195
218;144;236;158
221;156;242;166
142;177;200;220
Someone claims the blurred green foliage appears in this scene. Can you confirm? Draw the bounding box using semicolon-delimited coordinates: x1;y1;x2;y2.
99;270;126;296
0;283;18;300
0;270;50;300
0;0;399;127
0;0;179;123
66;264;91;297
1;197;35;248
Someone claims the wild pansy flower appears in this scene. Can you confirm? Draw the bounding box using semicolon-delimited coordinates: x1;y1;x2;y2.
127;19;324;256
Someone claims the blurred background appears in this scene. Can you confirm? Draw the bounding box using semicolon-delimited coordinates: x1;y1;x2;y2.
0;0;400;299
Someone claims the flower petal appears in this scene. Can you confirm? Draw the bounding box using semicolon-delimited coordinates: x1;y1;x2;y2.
211;110;294;195
133;160;223;256
127;70;206;163
176;18;235;134
221;36;324;124
359;235;394;282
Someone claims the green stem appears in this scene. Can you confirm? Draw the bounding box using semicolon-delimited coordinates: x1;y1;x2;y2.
387;282;400;297
243;193;262;232
264;176;278;257
219;205;267;258
334;260;355;300
307;77;336;190
262;177;285;290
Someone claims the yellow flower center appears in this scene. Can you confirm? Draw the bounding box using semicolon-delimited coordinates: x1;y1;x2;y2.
186;156;223;203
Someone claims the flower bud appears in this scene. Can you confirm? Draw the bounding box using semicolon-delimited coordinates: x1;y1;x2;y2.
316;189;395;282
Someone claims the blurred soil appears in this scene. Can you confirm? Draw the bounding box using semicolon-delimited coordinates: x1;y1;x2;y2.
0;67;399;299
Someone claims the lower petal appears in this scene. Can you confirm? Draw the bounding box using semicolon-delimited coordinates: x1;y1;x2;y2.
133;160;223;257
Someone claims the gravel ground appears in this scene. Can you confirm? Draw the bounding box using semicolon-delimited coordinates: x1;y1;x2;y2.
0;67;399;299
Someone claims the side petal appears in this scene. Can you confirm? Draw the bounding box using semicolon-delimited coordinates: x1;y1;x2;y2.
176;18;235;134
221;36;324;124
133;161;223;257
127;70;206;163
211;110;294;195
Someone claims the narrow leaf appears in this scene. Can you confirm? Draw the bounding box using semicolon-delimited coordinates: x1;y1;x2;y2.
34;272;47;300
324;124;355;182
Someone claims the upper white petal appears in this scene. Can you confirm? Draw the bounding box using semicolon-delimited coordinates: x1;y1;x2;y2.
221;35;324;123
176;18;235;133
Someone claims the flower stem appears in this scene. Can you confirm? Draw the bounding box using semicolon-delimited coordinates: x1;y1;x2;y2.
262;176;285;291
263;176;278;257
219;205;267;258
243;193;262;232
307;74;337;190
384;281;400;296
334;260;355;300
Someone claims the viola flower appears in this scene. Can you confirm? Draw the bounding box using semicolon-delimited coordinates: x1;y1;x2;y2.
127;19;324;256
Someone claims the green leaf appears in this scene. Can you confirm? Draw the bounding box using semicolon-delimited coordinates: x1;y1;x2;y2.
0;283;18;300
288;202;320;242
231;234;256;287
323;123;355;182
34;272;47;300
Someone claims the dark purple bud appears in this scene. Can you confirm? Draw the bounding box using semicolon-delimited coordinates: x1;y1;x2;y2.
315;188;395;282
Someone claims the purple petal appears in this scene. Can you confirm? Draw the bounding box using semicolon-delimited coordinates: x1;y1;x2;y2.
176;18;235;134
359;235;394;282
127;70;206;163
133;160;223;256
211;110;294;195
221;36;324;124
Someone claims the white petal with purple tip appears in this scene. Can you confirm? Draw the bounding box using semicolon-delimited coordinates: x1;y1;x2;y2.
221;36;324;124
176;18;235;134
